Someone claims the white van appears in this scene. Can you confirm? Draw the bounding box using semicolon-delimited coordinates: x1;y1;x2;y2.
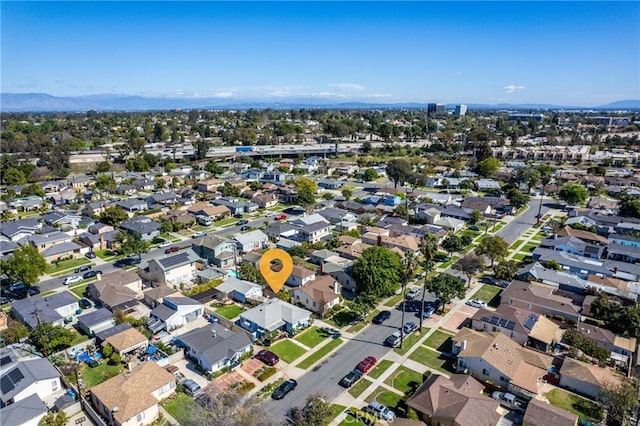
365;401;396;422
492;391;516;405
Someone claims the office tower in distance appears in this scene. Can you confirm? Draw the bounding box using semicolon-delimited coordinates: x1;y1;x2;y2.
455;104;467;117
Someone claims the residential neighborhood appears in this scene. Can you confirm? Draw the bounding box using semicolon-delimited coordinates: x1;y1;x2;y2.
1;108;640;426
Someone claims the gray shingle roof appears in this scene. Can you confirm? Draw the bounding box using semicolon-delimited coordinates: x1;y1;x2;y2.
177;324;251;367
77;308;114;328
0;358;59;402
0;393;47;425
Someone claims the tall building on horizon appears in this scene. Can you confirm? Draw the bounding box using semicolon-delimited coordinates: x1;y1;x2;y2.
455;104;468;117
427;103;446;118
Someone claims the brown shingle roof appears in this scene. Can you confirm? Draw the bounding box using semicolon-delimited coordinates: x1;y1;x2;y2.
91;362;174;424
560;357;625;388
557;226;608;245
102;327;148;353
523;399;578;426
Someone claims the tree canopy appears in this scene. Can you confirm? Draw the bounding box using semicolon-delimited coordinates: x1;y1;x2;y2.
386;158;412;188
474;158;501;178
507;188;530;210
0;243;47;287
475;235;509;267
425;273;466;308
294;176;318;206
558;183;589;206
99;206;128;227
352;246;403;298
456;254;485;287
29;323;75;355
115;231;151;259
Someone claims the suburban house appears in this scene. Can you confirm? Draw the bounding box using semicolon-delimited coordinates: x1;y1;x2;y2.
120;217;161;241
296;221;333;244
531;248;612;279
187;202;230;220
192;235;236;268
233;230;269;253
470;305;561;352
539;236;604;260
289;275;342;317
572;323;636;361
146;250;201;286
82;202;109;218
214;276;263;304
210;197;259;215
265;222;299;240
406;374;501;426
77;308;116;336
516;262;589;294
286;266;316;287
523;398;578;426
174;324;253;374
88;270;143;310
147;297;204;333
12;293;79;329
143;286;180;309
501;280;581;322
147;191;177;206
42;211;82;228
116;199;149;216
90;362;176;426
452;328;552;399
102;327;149;356
0;393;48;426
558;357;626;400
237;299;312;340
0;358;61;408
251;193;278;208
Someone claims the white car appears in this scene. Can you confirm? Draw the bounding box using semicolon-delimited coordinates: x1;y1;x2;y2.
466;299;487;308
64;275;82;285
265;211;275;218
406;288;420;300
158;240;171;248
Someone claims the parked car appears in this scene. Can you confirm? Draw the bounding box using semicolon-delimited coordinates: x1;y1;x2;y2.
28;286;41;296
0;296;12;305
75;264;92;273
64;275;82;285
365;401;396;422
468;225;481;231
234;213;244;219
236;219;249;226
79;298;92;309
321;327;341;338
275;214;287;220
165;246;181;254
421;305;436;319
240;225;251;231
403;321;418;334
271;379;297;400
255;349;279;366
192;231;208;239
406;287;420;300
158;240;172;247
339;369;363;388
355;356;377;374
83;270;102;279
385;331;402;347
182;379;203;398
466;299;487;308
492;391;517;405
265;211;275;218
84;251;97;259
372;310;391;325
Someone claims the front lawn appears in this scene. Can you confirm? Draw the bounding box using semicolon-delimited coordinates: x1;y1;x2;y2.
394;330;427;356
408;346;457;374
69;284;89;298
473;285;502;307
45;258;91;274
383;365;423;394
523;243;539;252
383;294;403;307
367;359;394;379
295;326;328;348
348;377;372;398
215;304;246;320
81;363;123;389
163;393;198;423
215;217;238;227
365;386;405;408
440;256;458;269
545;389;603;422
297;338;343;369
424;330;454;352
512;253;528;261
269;340;307;364
509;239;526;250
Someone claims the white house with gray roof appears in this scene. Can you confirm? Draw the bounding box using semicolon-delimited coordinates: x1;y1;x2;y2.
0;393;48;426
120;216;160;241
237;299;312;340
0;219;42;242
12;293;79;329
0;358;61;408
147;249;202;286
215;276;263;304
174;324;252;374
147;297;203;333
233;230;268;252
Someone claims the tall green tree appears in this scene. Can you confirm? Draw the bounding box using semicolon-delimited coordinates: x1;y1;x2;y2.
286;394;333;426
0;244;47;289
536;164;554;222
558;183;589;206
469;209;483;225
602;381;636;426
294;177;317;207
493;260;518;281
419;234;439;328
507;188;530;210
441;234;465;257
99;206;128;226
386;158;412;188
39;411;68;426
456;254;485;287
475;158;501;178
115;231;151;260
475;235;509;267
425;273;466;307
352;246;403;298
29;323;75;355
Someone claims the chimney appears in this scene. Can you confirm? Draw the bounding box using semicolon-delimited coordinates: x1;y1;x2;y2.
319;262;324;274
377;235;382;246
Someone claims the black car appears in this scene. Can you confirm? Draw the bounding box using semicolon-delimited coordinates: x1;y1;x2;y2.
236;219;249;226
28;286;41;296
79;298;92;309
0;296;12;305
240;225;251;231
372;310;391;325
339;370;363;388
272;379;297;400
83;270;102;279
234;213;244;219
85;251;97;259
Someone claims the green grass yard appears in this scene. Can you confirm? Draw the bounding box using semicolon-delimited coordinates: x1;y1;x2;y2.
523;243;539;252
297;338;343;369
394;332;426;356
512;253;528;261
384;294;404;307
215;304;246;320
163;393;198;423
509;239;526;250
69;284;89;298
473;285;502;307
347;377;372;398
45;258;91;274
294;326;328;348
81;363;123;389
269;340;307;364
544;389;603;422
424;330;454;352
383;366;423;394
365;386;405;408
408;346;457;374
367;360;394;379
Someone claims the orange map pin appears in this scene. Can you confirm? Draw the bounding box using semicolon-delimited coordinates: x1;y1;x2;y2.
259;248;294;293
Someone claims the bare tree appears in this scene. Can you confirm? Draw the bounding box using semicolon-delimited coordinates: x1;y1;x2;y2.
179;389;279;426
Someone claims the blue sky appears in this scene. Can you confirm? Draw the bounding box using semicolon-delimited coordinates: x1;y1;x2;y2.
2;1;639;105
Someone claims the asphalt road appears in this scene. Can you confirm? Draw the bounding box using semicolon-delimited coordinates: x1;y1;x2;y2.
496;196;552;245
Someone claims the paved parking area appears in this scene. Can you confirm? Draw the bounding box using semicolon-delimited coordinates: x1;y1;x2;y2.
172;359;210;388
242;358;265;376
210;371;245;393
440;308;475;334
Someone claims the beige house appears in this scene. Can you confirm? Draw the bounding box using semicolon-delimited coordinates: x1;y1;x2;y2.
89;270;142;310
501;280;581;322
290;275;341;317
187;202;230;220
252;193;278;208
559;357;627;400
90;362;175;426
452;328;552;399
523;399;578;426
407;374;501;426
102;327;149;356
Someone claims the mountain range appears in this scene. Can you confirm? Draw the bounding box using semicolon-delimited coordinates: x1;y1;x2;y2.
1;93;639;112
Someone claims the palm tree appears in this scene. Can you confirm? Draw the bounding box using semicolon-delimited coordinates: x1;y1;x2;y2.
400;251;419;348
418;234;438;330
536;165;554;223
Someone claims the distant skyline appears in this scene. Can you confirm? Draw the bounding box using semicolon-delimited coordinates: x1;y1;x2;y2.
2;2;639;105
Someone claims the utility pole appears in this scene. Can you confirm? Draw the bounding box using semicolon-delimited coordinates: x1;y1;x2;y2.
34;309;49;358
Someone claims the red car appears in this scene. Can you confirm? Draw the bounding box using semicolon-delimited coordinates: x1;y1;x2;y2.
275;214;287;220
355;356;377;373
164;246;181;254
256;349;280;366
